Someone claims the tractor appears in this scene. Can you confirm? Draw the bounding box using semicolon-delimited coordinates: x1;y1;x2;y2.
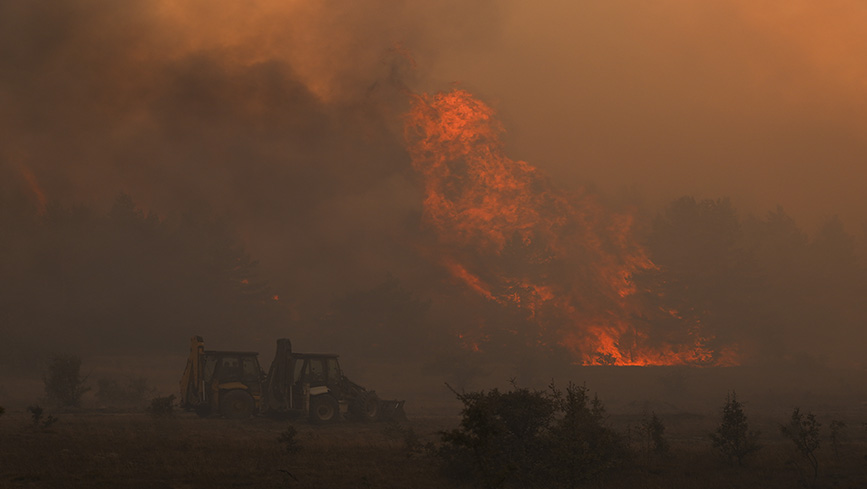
179;336;405;422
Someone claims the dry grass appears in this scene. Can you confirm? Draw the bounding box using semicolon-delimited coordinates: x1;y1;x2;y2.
0;412;459;489
1;408;866;488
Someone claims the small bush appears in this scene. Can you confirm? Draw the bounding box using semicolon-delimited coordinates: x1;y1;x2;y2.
382;422;434;458
278;424;301;454
27;405;58;430
0;406;5;417
43;354;90;408
545;383;628;487
829;419;846;457
147;394;175;417
780;408;821;479
709;391;761;466
439;381;626;488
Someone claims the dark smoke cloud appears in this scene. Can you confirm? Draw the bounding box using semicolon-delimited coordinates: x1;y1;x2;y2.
0;0;499;304
2;0;865;370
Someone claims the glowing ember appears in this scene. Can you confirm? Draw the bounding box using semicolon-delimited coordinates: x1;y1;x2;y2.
405;89;737;366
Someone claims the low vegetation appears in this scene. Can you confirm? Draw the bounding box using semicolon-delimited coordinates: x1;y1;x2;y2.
637;411;670;457
709;391;761;466
1;385;866;488
277;424;301;454
780;407;821;479
439;381;628;488
26;404;58;430
43;354;90;408
146;394;176;418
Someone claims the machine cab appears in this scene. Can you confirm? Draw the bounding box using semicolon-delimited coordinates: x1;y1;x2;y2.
203;351;263;401
292;354;343;395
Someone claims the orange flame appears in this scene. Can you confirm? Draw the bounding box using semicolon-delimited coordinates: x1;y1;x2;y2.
405;89;737;366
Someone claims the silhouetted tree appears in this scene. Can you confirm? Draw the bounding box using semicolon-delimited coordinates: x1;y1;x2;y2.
709;391;761;466
780;407;821;478
634;197;759;359
0;193;287;359
43;354;90;408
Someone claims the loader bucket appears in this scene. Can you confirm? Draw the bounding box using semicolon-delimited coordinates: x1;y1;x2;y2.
378;399;406;421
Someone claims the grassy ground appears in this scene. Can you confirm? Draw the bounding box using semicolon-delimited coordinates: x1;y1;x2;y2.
3;363;867;488
1;409;866;489
0;411;460;489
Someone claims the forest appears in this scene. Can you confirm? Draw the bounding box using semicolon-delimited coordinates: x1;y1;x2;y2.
2;187;864;375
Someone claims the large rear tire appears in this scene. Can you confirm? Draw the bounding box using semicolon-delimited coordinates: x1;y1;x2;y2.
309;395;339;424
220;390;255;419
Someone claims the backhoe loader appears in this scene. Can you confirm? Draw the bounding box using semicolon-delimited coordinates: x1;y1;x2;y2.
179;336;405;421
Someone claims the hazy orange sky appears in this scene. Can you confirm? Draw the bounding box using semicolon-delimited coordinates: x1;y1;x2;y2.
424;0;867;230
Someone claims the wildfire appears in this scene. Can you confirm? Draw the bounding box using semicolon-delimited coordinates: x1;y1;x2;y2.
404;89;737;366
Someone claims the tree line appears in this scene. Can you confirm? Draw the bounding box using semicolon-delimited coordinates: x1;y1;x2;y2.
0;193;283;366
1;191;864;369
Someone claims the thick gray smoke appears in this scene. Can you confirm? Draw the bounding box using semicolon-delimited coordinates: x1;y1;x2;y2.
0;0;500;304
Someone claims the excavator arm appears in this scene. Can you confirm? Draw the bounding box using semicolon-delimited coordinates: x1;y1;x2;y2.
179;335;205;408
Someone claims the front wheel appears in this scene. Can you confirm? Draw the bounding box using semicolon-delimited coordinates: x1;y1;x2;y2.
352;391;380;422
309;395;340;424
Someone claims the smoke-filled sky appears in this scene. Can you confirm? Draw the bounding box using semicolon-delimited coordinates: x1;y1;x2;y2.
3;0;866;296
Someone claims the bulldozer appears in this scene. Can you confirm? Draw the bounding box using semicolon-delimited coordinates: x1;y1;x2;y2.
179;336;405;422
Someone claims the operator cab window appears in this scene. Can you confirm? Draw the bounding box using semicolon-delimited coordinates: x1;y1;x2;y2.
203;357;218;383
241;356;260;381
308;359;326;383
293;359;305;383
326;358;340;382
216;356;241;381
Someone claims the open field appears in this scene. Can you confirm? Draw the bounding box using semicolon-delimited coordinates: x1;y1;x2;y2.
1;406;867;489
3;364;867;488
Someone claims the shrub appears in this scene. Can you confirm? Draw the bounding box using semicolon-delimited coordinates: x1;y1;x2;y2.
146;394;175;417
382;422;432;458
439;381;626;488
709;392;761;466
27;404;58;429
780;408;820;479
43;354;90;408
0;406;4;417
545;383;628;487
278;424;301;454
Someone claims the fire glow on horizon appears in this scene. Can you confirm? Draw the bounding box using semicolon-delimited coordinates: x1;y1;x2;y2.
404;89;739;366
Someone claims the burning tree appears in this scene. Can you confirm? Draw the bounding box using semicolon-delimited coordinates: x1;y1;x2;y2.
404;89;737;366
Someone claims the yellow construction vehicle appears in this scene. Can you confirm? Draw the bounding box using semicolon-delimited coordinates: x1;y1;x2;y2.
179;336;405;421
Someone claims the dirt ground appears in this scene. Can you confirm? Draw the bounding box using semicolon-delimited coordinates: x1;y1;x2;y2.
1;407;866;489
3;364;867;488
